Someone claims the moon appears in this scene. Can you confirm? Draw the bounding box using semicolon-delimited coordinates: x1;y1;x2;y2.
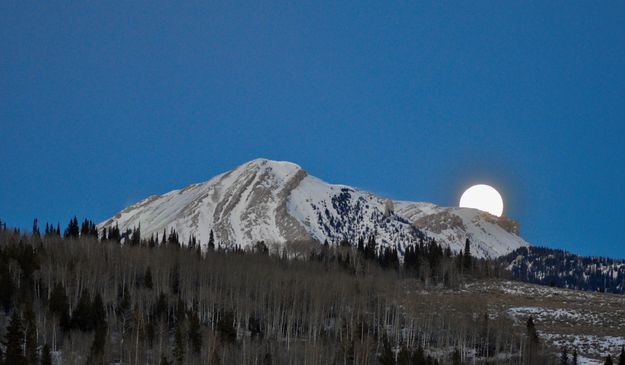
459;184;504;217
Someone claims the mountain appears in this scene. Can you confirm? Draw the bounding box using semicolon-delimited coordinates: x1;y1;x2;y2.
98;158;529;258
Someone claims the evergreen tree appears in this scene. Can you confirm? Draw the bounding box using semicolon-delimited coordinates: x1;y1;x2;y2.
89;294;108;364
3;310;26;365
16;242;39;301
160;355;172;365
173;299;186;365
32;219;40;238
561;347;569;365
80;219;98;238
357;237;365;254
49;281;71;331
525;316;540;365
155;291;168;320
71;288;94;331
108;223;121;242
0;258;15;313
619;346;625;365
526;316;539;343
168;228;180;247
144;266;154;289
130;225;141;245
463;238;472;270
41;344;52;365
23;303;38;364
452;348;463;365
208;230;215;251
365;236;377;261
188;303;202;355
64;216;80;238
573;349;578;365
171;264;180;295
605;355;614;365
411;344;425;365
217;310;237;343
210;349;221;365
379;333;396;365
397;345;411;365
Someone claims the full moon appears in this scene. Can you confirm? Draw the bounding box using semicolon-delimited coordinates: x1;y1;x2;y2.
459;184;504;217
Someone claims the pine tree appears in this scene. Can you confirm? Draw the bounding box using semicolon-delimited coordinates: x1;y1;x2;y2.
561;347;569;365
71;288;94;331
130;225;141;245
605;355;614;365
171;264;180;295
0;258;15;313
619;346;625;365
3;310;26;365
173;299;186;365
365;236;377;261
81;219;97;237
41;344;52;365
452;348;463;365
144;266;154;289
357;237;365;254
208;230;215;251
217;310;237;343
49;281;71;331
412;345;426;365
32;219;40;238
23;303;39;364
397;345;411;365
155;291;168;320
90;293;107;358
526;316;539;343
64;216;80;238
379;333;396;365
188;303;202;355
117;285;131;316
210;349;221;365
573;349;578;365
168;228;180;247
525;316;540;365
463;238;472;270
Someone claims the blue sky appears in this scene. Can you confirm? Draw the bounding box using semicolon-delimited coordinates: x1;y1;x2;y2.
1;1;624;257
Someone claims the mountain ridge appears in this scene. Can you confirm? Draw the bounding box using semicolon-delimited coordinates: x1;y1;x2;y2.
99;158;530;258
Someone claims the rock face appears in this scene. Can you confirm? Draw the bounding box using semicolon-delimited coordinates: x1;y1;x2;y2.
99;159;529;258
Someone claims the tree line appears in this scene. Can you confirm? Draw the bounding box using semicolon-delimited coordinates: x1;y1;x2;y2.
0;217;572;364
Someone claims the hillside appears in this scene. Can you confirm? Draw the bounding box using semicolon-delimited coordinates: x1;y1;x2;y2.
502;246;625;294
0;226;623;364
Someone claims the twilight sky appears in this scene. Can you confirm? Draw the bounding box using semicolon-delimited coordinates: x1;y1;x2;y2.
1;1;624;257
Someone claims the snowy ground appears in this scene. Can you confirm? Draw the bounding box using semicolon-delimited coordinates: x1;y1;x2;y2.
463;280;625;362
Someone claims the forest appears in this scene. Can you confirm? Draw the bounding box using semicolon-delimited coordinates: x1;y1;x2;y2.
0;217;576;364
502;246;625;294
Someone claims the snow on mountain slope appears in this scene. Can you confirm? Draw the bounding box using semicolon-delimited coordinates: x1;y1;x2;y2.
99;159;529;258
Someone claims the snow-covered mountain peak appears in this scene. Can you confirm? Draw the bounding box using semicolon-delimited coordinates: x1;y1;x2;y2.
236;158;304;176
99;159;530;258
